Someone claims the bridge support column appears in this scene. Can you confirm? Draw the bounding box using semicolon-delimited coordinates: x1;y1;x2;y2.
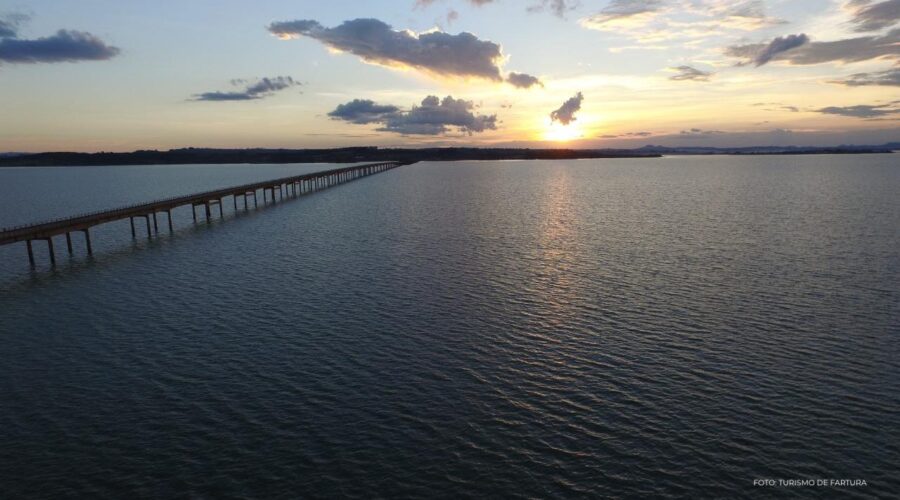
166;210;174;232
26;240;34;267
152;212;159;233
218;198;224;218
142;215;152;238
83;229;93;255
66;232;73;254
46;238;55;265
130;217;136;238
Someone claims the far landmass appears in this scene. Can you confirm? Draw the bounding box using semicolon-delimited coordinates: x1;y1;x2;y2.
0;144;896;167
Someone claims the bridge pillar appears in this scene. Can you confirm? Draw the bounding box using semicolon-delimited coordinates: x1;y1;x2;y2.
166;210;174;232
83;229;93;255
46;238;55;265
26;240;34;267
152;212;159;233
205;202;211;222
66;232;73;254
130;217;136;237
218;198;224;218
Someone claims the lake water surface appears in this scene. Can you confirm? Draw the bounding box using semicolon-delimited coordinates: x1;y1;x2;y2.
1;156;898;498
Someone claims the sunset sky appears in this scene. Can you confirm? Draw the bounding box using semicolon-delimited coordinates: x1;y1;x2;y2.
0;0;898;152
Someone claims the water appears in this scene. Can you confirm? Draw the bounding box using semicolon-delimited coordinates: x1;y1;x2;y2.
1;156;898;498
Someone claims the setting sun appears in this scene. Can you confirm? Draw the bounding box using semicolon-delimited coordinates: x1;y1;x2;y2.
543;120;584;142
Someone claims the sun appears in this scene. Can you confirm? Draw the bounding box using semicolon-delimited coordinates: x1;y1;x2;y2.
542;119;584;142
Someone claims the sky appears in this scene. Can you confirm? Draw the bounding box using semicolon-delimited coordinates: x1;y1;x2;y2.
0;0;898;152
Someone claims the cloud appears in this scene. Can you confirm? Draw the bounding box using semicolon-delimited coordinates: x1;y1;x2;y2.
0;13;28;38
550;92;584;125
507;72;544;88
581;0;664;29
327;99;401;124
713;0;787;30
736;33;810;66
0;29;119;64
418;0;577;16
581;1;785;44
847;0;900;32
669;65;713;81
677;128;726;137
268;18;505;81
726;29;899;65
528;0;580;17
415;0;497;7
192;76;300;101
815;101;900;118
751;102;801;112
601;131;653;138
830;67;900;86
329;95;497;135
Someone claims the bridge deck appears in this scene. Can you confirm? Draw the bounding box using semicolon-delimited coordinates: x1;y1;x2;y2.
0;161;403;264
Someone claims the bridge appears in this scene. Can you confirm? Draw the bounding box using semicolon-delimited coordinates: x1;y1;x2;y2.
0;161;404;267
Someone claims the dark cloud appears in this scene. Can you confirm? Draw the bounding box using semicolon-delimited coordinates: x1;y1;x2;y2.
381;95;497;135
669;65;713;81
507;72;543;88
0;29;119;64
329;95;497;135
268;18;504;81
550;92;584;125
816;101;900;118
733;33;810;66
847;0;900;32
193;76;300;102
830;67;900;86
726;29;899;65
582;0;664;27
327;99;401;124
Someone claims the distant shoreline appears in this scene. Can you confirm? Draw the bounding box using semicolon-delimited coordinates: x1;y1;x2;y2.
0;146;894;167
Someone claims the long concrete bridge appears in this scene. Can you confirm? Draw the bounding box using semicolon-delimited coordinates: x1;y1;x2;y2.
0;161;404;266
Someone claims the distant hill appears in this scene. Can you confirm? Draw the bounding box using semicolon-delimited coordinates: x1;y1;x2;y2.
0;147;659;166
635;144;898;155
0;144;894;167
